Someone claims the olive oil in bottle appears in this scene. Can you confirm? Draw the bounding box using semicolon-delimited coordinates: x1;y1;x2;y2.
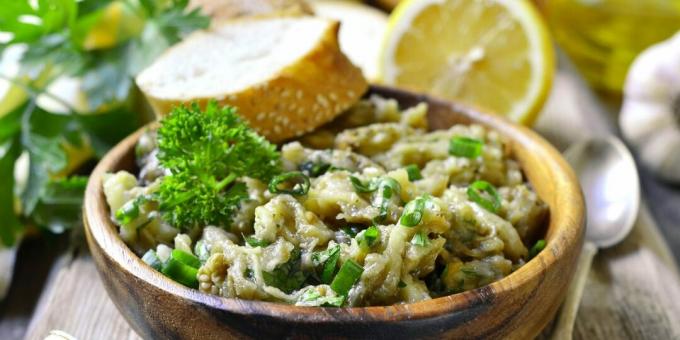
543;0;680;95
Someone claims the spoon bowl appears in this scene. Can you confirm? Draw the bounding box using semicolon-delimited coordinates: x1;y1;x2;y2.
564;136;640;248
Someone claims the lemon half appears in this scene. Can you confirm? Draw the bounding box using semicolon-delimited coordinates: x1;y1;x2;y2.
379;0;555;125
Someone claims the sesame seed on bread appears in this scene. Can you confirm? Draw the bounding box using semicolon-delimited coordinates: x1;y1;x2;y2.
136;17;368;142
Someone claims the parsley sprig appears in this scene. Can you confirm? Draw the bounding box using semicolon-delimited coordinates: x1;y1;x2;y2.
156;101;281;230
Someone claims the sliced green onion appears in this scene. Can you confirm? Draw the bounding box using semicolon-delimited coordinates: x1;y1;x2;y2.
162;257;199;288
449;137;484;158
115;198;142;225
377;177;401;193
330;259;364;297
194;241;210;263
350;176;401;194
374;177;401;223
141;250;163;271
411;231;429;247
321;246;341;284
299;161;331;177
374;184;393;223
349;176;376;193
405;164;423;181
359;226;380;249
319;295;345;307
268;171;310;196
529;239;546;259
400;195;431;227
467;180;501;213
245;235;271;248
398;280;407;288
298;289;345;307
342;225;362;238
171;249;201;269
312;246;341;284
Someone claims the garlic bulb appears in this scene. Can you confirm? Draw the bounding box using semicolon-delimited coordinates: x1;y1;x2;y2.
620;31;680;183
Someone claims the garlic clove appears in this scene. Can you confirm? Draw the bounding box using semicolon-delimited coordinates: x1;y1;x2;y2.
639;126;680;183
620;100;676;145
624;42;675;102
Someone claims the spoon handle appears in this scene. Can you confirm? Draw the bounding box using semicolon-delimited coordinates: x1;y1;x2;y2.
551;241;598;340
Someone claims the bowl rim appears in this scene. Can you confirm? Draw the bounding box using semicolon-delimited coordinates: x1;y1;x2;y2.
83;85;585;323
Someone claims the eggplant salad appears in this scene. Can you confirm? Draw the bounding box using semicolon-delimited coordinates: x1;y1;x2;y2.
103;95;548;307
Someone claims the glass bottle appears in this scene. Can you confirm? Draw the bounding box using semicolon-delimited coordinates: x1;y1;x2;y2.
541;0;680;95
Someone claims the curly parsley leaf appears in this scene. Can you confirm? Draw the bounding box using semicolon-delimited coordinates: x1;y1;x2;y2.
157;101;281;229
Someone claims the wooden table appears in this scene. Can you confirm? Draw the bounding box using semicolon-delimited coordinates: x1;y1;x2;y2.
2;60;680;340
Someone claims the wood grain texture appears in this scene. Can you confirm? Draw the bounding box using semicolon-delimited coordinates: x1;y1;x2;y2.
23;252;141;340
572;204;680;340
82;86;585;339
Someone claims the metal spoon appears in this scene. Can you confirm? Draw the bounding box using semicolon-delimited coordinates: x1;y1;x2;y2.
552;136;640;339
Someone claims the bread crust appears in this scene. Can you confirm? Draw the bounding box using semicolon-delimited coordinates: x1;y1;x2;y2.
138;20;367;143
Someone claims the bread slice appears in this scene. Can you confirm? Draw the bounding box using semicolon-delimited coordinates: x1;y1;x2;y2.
136;17;368;142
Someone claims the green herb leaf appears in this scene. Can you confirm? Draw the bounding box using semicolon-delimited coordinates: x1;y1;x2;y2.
244;236;270;248
358;225;380;249
0;0;77;44
171;249;200;269
405;164;422;181
298;289;345;307
161;255;199;288
529;239;546;259
263;248;307;294
411;231;429;247
0;138;22;246
142;249;163;271
20;104;81;215
157;101;281;229
76;106;141;157
115;197;143;225
268;171;310;196
299;161;331;177
341;225;361;238
369;177;401;224
330;259;363;297
31;176;88;233
349;176;375;193
449;137;484;158
467;180;501;213
312;245;341;284
400;195;432;227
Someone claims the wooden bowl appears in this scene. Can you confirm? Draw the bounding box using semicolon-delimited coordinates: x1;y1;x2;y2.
84;86;585;339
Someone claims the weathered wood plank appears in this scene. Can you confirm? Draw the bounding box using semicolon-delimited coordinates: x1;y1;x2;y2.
24;251;140;340
0;235;68;340
573;205;680;340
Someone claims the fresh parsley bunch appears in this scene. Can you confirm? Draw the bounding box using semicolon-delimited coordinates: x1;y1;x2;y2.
0;0;209;246
157;101;281;230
